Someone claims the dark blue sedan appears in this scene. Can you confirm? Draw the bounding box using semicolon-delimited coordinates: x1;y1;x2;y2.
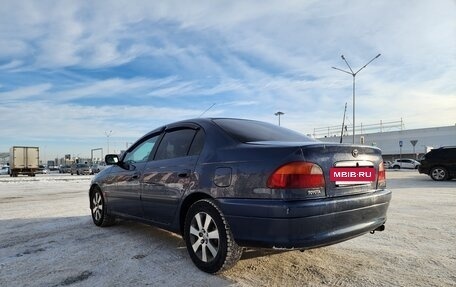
89;118;391;273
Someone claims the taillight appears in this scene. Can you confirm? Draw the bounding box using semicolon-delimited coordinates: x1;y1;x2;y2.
267;162;325;189
378;162;386;188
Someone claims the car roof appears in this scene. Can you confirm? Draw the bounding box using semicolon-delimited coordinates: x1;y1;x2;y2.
138;118;250;142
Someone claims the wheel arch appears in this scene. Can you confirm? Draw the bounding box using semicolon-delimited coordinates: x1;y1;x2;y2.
89;184;101;199
430;165;449;173
179;192;213;235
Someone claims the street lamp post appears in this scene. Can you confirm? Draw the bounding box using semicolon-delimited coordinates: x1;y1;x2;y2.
105;130;113;154
332;53;381;144
275;111;284;126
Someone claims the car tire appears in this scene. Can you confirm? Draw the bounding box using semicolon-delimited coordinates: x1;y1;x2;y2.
90;188;115;227
184;199;243;274
393;165;400;169
430;166;448;181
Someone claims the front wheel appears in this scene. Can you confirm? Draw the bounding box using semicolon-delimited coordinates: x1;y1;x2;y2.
184;199;242;274
90;188;115;227
430;167;448;181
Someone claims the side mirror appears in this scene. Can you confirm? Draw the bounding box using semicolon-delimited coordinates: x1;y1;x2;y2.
105;154;119;165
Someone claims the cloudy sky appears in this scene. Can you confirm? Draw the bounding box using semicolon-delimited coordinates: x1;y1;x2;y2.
1;0;455;160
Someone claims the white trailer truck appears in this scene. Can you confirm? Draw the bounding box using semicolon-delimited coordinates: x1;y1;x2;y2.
9;146;40;177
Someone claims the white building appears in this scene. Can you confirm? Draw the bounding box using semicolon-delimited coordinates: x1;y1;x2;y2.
318;125;456;161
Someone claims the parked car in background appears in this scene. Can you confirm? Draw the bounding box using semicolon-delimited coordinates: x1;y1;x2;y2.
91;163;108;174
59;165;72;173
89;118;391;273
71;163;92;175
391;158;421;169
419;146;456;181
48;165;59;171
0;166;9;175
36;165;49;174
383;161;392;169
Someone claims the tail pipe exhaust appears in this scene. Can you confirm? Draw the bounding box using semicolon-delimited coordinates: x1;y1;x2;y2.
370;224;385;234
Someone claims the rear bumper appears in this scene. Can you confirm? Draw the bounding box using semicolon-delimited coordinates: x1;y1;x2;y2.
217;189;391;249
418;166;429;175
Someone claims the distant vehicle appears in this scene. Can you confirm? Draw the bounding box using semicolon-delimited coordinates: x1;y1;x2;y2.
89;118;391;273
0;166;9;175
59;165;72;174
90;163;108;174
418;146;456;181
48;165;59;171
71;163;92;175
9;146;40;177
47;161;58;171
383;161;392;169
36;165;49;174
90;164;99;174
392;158;420;169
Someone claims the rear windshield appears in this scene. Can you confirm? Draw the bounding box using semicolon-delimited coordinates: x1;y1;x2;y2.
213;118;316;143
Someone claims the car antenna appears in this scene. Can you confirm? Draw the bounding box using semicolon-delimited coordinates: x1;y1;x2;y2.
340;102;347;143
199;103;216;117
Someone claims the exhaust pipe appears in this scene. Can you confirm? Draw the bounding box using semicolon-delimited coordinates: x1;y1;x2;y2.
370;224;385;234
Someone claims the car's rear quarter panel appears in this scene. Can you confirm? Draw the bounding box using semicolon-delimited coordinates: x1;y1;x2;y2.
195;139;391;249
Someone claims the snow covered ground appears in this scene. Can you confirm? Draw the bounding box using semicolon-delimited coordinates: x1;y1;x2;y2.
0;171;455;286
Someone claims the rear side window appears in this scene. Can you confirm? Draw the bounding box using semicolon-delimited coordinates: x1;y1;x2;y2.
426;150;439;159
431;148;456;159
155;129;197;160
213;118;315;143
188;130;205;156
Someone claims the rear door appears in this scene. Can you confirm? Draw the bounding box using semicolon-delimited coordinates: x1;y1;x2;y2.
403;159;412;169
448;149;456;174
434;148;456;174
141;126;204;224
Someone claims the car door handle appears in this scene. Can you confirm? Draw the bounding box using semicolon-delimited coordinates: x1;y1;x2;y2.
178;169;191;178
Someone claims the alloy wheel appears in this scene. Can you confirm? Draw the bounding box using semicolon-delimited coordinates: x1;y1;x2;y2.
92;192;103;222
189;212;220;263
431;168;446;181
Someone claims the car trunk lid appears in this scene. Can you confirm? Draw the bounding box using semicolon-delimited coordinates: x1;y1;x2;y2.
299;143;383;198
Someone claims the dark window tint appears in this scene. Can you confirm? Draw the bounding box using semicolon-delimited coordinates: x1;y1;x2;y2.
124;135;160;163
435;148;456;159
428;149;444;160
155;129;196;160
213;118;316;143
188;130;205;156
426;151;437;159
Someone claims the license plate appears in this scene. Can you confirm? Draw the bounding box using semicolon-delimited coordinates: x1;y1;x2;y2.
330;167;375;183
